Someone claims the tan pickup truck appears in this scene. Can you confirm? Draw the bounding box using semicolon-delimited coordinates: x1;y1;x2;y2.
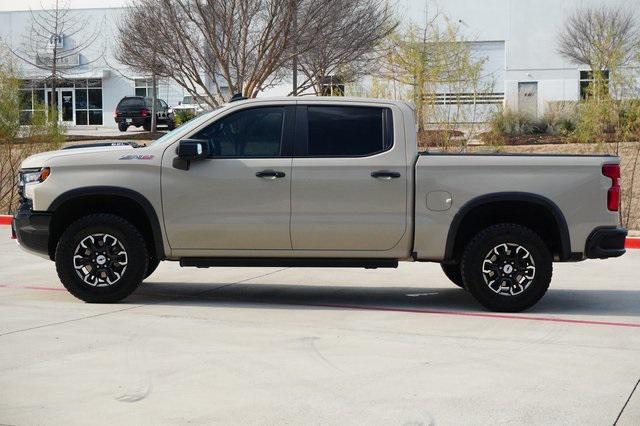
13;97;627;312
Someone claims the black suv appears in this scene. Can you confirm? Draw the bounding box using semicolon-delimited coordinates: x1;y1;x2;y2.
114;96;176;132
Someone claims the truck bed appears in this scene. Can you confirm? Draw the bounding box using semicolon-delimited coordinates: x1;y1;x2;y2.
413;152;620;261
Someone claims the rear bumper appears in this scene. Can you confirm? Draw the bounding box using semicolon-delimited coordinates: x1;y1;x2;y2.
585;227;627;259
115;116;174;126
12;201;51;259
115;117;147;126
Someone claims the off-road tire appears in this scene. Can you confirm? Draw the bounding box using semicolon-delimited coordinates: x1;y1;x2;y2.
118;122;128;132
145;256;160;279
441;263;465;289
461;223;552;312
55;214;148;303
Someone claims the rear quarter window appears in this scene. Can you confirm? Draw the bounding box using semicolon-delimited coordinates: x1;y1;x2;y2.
306;106;392;157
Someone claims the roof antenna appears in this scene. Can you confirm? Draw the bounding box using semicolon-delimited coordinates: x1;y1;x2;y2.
230;93;247;102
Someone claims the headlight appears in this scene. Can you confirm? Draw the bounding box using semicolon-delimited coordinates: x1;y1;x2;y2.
21;167;51;185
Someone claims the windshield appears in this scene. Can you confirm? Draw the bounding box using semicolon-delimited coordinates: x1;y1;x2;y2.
149;106;228;147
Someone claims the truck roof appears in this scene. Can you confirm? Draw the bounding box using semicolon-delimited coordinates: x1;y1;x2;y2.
234;96;415;110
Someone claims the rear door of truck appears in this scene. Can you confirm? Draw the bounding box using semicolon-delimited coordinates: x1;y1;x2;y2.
290;103;408;251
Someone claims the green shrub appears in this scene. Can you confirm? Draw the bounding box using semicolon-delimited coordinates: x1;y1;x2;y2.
489;107;537;135
619;100;640;141
174;109;196;126
573;97;618;143
540;102;578;136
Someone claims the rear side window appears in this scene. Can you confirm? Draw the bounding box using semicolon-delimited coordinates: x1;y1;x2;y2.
306;106;392;156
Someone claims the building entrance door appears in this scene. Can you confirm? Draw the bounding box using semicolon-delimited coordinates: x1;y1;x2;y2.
518;82;538;117
46;89;75;124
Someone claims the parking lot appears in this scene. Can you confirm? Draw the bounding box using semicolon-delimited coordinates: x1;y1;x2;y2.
0;225;639;425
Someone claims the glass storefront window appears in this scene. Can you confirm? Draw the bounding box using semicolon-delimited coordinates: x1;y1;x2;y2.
19;78;103;126
20;91;32;110
75;89;87;109
34;90;45;105
134;78;155;97
88;89;102;109
89;110;102;125
73;79;103;125
75;110;88;125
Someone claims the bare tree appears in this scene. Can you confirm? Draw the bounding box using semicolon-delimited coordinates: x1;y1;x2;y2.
8;0;103;116
290;0;397;95
381;12;495;144
114;4;167;132
120;0;384;108
558;6;640;72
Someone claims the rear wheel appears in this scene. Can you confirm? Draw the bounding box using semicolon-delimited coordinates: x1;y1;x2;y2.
118;122;128;132
143;122;151;131
441;263;464;289
55;214;148;303
461;223;552;312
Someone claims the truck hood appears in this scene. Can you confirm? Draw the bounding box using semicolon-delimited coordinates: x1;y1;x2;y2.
21;144;137;169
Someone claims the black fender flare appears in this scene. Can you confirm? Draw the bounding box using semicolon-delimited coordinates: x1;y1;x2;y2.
48;186;165;260
443;192;572;261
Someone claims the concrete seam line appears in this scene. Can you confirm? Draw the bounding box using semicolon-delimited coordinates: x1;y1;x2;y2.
0;305;141;337
614;378;640;425
189;267;291;298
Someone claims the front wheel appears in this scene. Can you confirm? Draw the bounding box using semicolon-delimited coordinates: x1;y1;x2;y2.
55;214;148;303
145;256;160;279
441;263;465;289
460;223;552;312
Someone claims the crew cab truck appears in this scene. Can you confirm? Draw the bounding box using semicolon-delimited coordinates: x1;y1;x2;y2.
13;97;627;312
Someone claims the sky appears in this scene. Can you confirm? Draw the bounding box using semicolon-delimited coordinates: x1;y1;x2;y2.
0;0;126;10
0;0;426;19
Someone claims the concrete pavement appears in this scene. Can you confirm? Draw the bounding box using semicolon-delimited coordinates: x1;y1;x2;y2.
0;225;639;425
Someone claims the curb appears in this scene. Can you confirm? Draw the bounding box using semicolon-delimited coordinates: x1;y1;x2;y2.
0;214;639;249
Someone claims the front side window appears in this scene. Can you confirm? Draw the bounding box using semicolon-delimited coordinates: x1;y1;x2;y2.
307;106;391;156
192;107;284;157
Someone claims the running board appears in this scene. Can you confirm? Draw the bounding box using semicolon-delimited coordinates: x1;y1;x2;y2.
180;258;399;269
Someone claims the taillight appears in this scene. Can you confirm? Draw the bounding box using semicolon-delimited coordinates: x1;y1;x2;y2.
114;109;121;117
141;108;149;117
602;163;621;212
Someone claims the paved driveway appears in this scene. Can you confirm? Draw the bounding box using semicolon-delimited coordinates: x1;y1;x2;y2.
0;226;638;425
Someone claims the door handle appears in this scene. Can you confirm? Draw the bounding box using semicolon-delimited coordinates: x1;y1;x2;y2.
256;170;286;179
371;170;401;180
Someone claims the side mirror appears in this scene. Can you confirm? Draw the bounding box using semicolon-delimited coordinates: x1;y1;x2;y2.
177;139;209;160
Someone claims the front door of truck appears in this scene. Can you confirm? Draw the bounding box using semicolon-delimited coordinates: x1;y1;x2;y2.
161;105;295;251
290;104;408;251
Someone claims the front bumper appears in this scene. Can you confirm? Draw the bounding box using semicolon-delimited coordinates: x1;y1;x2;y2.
585;227;627;259
12;200;51;258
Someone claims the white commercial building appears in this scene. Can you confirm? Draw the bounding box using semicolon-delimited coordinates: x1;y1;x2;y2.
0;0;635;127
0;7;188;127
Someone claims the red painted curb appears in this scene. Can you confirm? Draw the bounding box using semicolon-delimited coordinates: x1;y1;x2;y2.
0;215;11;225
